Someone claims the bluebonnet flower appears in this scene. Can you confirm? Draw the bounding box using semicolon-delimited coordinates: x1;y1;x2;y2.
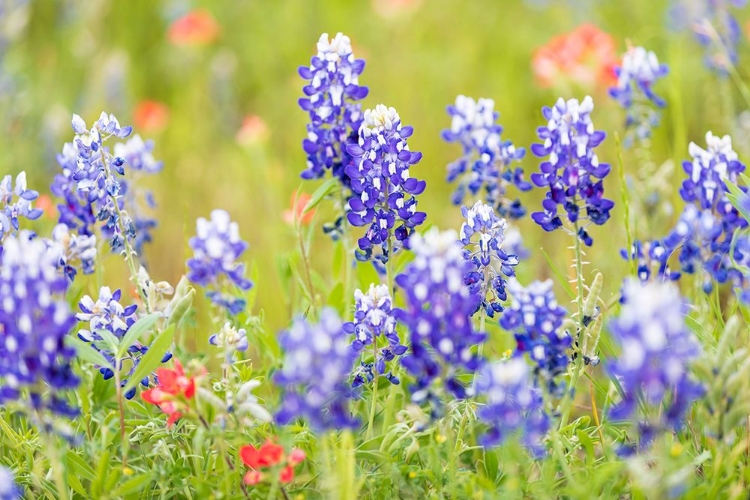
671;0;747;74
474;357;549;456
275;308;358;431
48;224;97;281
0;232;79;417
667;132;749;292
609;46;668;143
395;228;485;407
76;286;172;400
500;279;570;397
346;104;427;265
460;201;520;317
530;96;614;246
0;171;43;242
51;112;160;256
187;209;253;315
0;466;21;500
209;321;249;363
442;95;529;217
113;134;163;254
298;32;368;183
620;239;681;283
503;225;529;260
608;279;703;449
344;284;405;387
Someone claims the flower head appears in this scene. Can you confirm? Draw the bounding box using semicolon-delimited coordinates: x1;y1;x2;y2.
275;308;358;431
77;286;171;399
48;224;97;281
0;232;79;417
51;112;160;257
396;228;484;406
608;279;703;448
474;357;549;455
609;46;668;142
500;279;570;397
0;171;43;243
530;96;613;245
0;466;21;500
187;209;253;315
460;201;520;317
346;104;426;265
532;24;618;89
298;32;368;182
344;284;405;387
168;9;220;46
209;321;248;363
442;95;529;216
142;359;204;426
239;440;305;486
133;100;169;133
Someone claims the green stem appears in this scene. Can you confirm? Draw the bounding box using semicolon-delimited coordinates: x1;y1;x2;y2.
297;223;317;317
113;362;129;467
559;223;586;430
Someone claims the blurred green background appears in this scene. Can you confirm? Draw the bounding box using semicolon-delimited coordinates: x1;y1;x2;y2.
1;0;747;338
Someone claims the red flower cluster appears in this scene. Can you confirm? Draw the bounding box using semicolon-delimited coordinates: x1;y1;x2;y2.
134;101;169;133
239;440;305;486
532;24;618;89
167;9;220;46
142;360;203;426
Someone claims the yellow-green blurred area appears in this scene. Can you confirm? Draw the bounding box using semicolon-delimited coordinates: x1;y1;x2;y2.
1;0;748;340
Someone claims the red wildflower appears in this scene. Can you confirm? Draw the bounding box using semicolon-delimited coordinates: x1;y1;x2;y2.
239;440;305;486
283;192;316;226
532;24;618;89
134;101;169;133
141;360;201;426
35;194;55;219
236;115;269;146
168;9;220;46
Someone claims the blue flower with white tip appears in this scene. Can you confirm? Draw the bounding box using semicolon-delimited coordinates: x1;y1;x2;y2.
443;95;529;217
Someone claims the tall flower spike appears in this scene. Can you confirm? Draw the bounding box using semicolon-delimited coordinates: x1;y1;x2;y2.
620;239;681;283
187;209;253;315
51;112;161;258
76;286;172;400
275;308;358;431
344;284;406;387
298;32;368;182
609;46;668;144
0;171;43;243
460;201;520;317
666;133;749;293
530;96;614;246
500;279;570;397
346;104;427;266
0;466;21;500
442;95;529;217
671;0;747;74
608;279;703;451
474;357;549;456
0;232;79;417
48;223;97;281
396;228;484;410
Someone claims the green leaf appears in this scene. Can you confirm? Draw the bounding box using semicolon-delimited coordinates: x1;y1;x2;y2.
540;247;576;299
303;177;339;214
118;312;161;357
65;450;96;481
65;335;113;368
168;287;195;327
112;474;153;496
94;328;120;352
123;324;175;393
725;179;750;223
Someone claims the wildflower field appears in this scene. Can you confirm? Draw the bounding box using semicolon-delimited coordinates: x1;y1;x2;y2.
2;0;750;498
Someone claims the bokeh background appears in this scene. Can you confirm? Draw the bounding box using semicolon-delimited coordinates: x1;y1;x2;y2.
1;0;748;339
